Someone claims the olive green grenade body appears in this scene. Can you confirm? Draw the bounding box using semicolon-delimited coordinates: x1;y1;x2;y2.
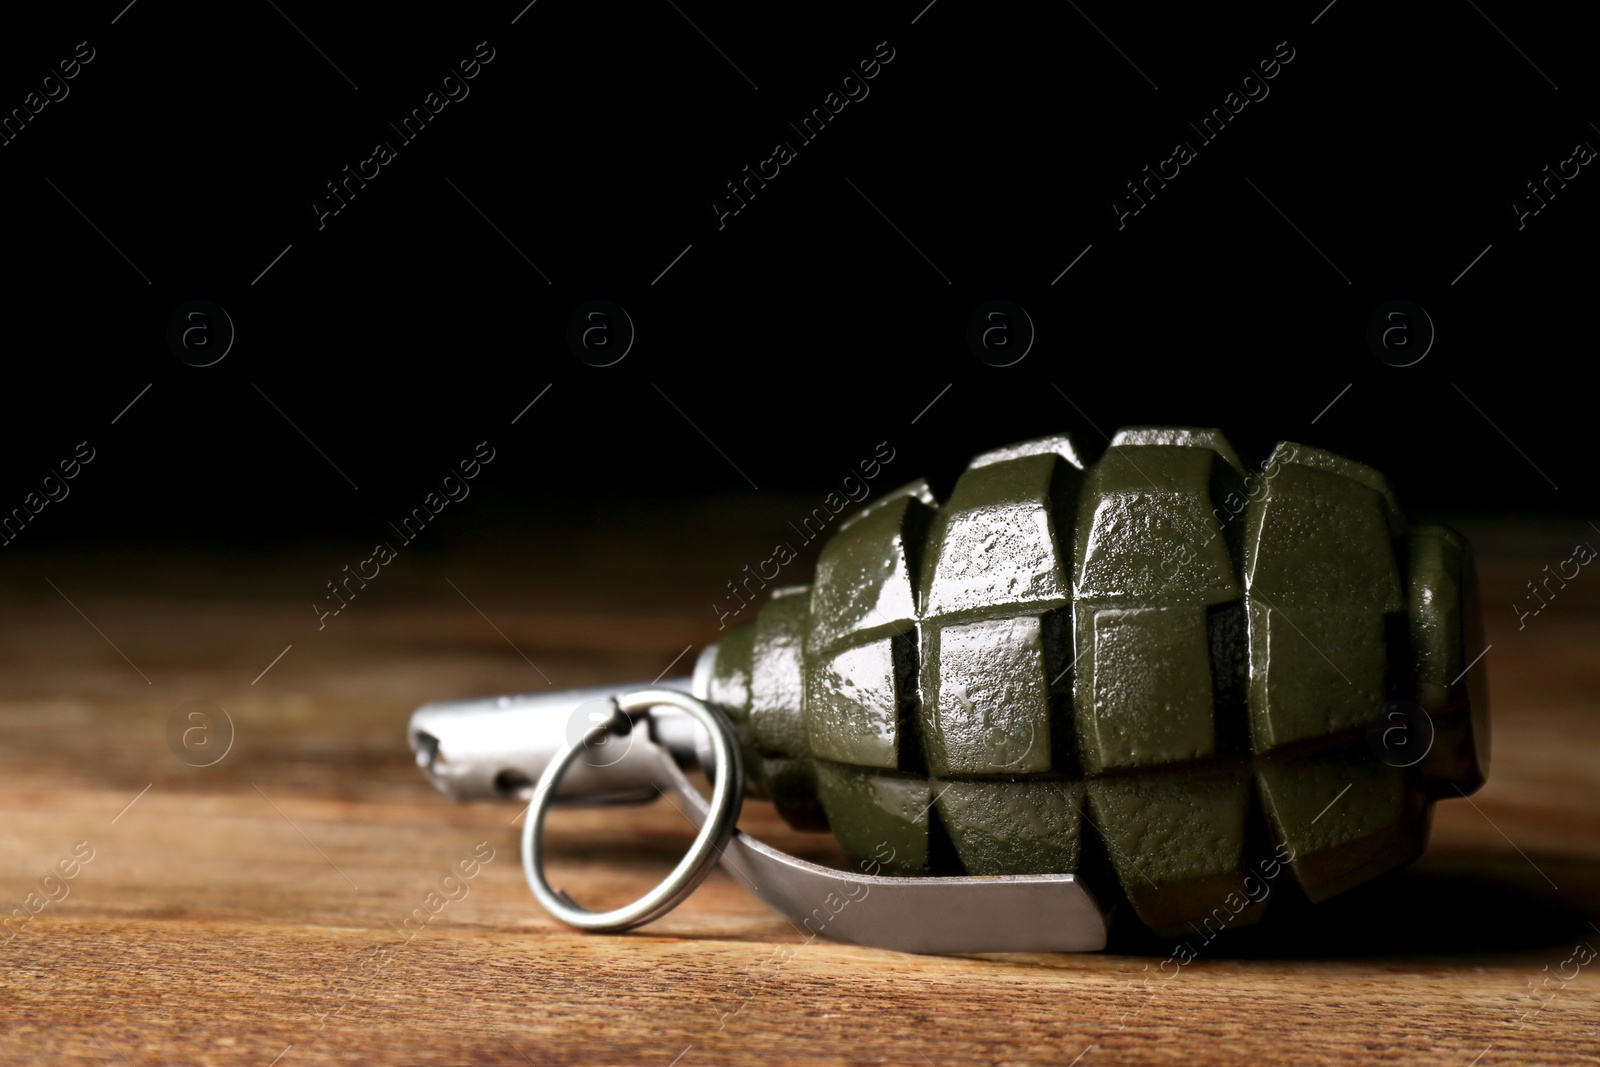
702;428;1489;936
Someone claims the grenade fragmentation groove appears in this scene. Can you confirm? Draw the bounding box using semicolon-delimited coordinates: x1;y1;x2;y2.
701;427;1489;936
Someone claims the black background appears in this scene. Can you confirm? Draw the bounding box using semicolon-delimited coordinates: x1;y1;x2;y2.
1;0;1590;554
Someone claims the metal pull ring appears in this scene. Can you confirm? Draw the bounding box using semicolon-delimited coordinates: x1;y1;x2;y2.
520;688;745;932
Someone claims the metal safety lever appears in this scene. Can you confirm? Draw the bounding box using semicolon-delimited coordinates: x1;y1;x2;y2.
408;673;1108;953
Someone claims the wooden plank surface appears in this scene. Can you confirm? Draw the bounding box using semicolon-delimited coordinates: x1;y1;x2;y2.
2;509;1598;1066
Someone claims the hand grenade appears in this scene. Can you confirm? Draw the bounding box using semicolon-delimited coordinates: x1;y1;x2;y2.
413;427;1488;942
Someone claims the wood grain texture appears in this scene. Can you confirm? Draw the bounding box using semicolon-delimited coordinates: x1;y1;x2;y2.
2;514;1598;1066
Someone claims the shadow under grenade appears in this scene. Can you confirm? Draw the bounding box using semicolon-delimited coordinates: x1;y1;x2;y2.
411;427;1488;945
698;427;1487;935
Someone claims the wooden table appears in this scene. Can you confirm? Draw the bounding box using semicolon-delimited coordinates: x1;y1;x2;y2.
2;507;1596;1066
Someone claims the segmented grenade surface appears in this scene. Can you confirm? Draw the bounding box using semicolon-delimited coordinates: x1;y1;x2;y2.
707;428;1487;935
